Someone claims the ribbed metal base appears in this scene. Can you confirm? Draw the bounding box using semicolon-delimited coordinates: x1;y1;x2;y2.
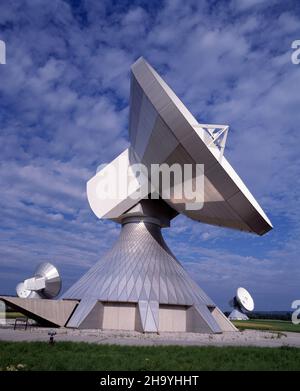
228;308;249;320
62;218;236;333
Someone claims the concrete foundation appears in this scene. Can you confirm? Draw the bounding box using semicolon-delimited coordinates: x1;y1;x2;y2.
68;301;231;333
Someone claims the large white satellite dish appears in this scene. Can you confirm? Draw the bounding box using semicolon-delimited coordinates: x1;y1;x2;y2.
228;287;254;320
16;262;62;299
87;57;272;235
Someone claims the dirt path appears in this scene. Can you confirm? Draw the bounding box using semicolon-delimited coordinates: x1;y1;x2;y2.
1;327;300;347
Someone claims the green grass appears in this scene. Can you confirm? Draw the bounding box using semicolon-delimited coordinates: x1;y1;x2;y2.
233;319;300;333
0;341;300;370
0;312;26;319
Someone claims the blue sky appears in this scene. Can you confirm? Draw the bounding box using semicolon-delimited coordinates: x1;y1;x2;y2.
0;0;299;311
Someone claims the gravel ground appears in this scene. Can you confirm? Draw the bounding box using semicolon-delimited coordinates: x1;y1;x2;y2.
1;326;300;347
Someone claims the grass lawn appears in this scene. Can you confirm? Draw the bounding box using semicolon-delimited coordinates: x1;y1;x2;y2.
0;341;300;370
233;319;300;333
2;312;25;319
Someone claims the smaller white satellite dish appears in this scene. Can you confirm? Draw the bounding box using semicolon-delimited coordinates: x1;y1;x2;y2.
228;287;254;321
236;287;254;312
16;262;62;299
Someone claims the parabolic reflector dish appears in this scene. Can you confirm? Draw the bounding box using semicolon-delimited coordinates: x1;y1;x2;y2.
228;286;254;320
236;287;254;312
87;57;272;236
16;262;61;299
34;262;62;299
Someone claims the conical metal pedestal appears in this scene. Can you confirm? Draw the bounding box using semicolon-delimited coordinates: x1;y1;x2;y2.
228;308;249;320
63;216;236;333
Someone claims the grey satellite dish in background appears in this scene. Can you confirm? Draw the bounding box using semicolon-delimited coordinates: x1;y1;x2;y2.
228;287;254;320
16;262;61;299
